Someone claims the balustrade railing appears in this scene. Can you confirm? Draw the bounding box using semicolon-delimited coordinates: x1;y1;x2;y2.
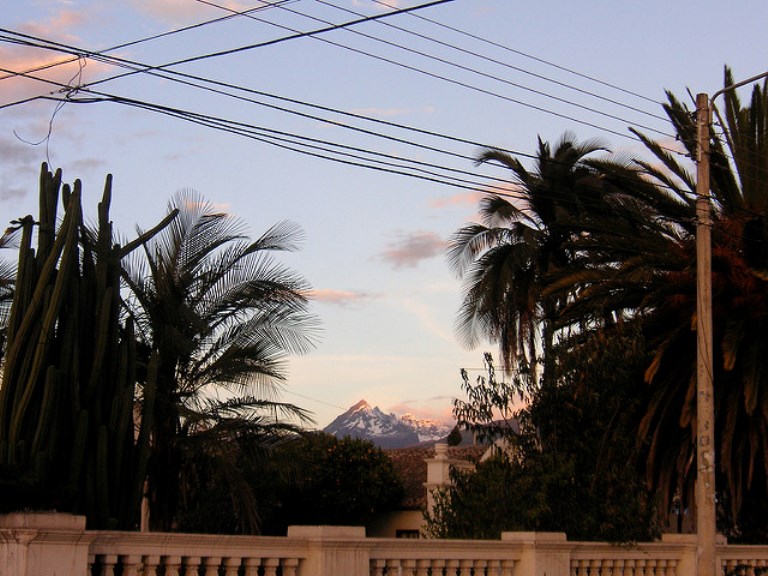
3;513;768;576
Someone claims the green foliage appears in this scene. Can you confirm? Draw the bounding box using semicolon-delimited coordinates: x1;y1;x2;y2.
0;164;172;528
445;425;462;447
424;454;523;539
266;433;404;533
429;327;660;542
122;190;319;531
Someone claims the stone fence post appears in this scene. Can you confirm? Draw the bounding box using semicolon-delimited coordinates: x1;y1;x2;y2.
0;513;91;576
501;531;571;576
288;526;370;576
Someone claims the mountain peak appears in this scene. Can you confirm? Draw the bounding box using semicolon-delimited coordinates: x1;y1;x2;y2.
323;401;452;448
350;399;371;412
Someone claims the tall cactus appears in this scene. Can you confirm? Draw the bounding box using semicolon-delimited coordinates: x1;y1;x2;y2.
0;164;175;529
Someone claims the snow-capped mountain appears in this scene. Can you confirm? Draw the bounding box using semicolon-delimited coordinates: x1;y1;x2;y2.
323;400;453;448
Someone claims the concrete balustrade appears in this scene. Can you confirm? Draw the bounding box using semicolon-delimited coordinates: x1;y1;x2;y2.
2;512;768;576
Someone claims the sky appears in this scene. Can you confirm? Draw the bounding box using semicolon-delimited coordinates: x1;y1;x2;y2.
2;0;767;428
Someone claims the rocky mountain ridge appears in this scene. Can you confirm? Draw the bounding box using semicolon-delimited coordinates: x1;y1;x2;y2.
322;400;453;449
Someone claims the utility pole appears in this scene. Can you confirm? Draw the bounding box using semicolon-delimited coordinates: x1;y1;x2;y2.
694;70;768;576
695;92;715;576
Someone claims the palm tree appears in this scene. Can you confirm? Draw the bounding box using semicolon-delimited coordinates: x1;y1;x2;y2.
122;190;320;531
0;228;16;357
448;133;615;381
546;68;768;538
625;69;768;536
452;68;768;539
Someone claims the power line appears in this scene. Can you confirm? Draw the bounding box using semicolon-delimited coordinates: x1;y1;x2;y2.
370;0;662;107
0;1;297;84
182;1;667;142
307;0;669;125
0;37;703;230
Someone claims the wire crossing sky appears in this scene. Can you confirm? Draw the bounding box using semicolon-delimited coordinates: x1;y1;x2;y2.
1;0;766;427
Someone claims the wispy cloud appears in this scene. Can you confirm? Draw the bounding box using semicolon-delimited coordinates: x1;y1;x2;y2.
130;0;279;25
378;230;447;269
401;296;455;344
307;288;376;306
352;0;402;10
429;191;485;209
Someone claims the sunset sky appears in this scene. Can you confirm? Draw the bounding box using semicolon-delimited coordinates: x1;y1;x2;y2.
2;0;766;427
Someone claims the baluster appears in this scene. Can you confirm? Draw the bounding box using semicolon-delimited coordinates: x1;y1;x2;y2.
500;559;515;576
143;555;160;576
445;559;460;576
98;554;118;576
183;556;202;576
244;557;262;576
223;557;242;576
572;559;588;576
120;554;142;576
486;559;501;576
282;557;300;576
431;558;447;576
590;559;603;576
415;558;432;576
386;558;402;575
371;558;387;576
625;558;636;576
202;557;222;576
163;556;182;576
401;559;417;576
667;559;678;576
263;557;280;576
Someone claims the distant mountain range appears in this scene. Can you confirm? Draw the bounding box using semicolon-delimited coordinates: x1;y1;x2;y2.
323;400;454;449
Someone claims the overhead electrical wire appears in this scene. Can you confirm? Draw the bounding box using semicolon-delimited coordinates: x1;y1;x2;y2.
283;0;671;129
0;29;707;207
0;0;297;84
0;20;744;225
313;0;668;124
0;29;695;198
2;1;680;153
370;0;662;107
8;57;706;231
183;0;667;142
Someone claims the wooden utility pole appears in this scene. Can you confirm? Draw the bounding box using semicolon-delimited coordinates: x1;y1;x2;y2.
695;91;716;576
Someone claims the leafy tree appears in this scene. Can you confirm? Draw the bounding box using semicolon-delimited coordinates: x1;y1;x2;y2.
265;432;404;534
432;331;659;542
450;66;768;542
448;134;626;382
174;429;289;534
558;68;768;540
122;190;319;531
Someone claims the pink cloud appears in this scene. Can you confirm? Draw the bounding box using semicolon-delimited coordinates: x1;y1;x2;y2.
306;288;374;306
130;0;278;25
19;10;89;43
379;231;448;269
387;398;456;425
429;191;486;209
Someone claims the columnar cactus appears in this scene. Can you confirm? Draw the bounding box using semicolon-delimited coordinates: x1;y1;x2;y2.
0;164;174;529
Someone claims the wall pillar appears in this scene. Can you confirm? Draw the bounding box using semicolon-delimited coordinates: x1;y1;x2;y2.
501;532;571;576
0;513;90;576
288;526;369;576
